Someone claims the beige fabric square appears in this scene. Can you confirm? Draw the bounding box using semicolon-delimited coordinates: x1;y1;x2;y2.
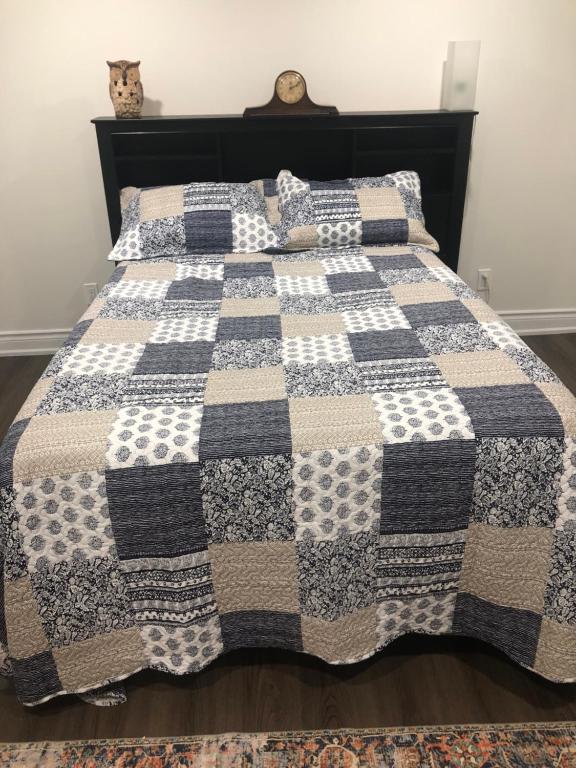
535;617;576;681
286;225;319;250
413;250;441;267
363;246;412;257
204;366;286;405
356;187;405;221
220;297;280;317
281;314;346;337
538;382;576;434
224;253;273;263
53;626;145;691
81;319;155;344
460;523;552;613
302;606;379;663
273;261;324;277
462;298;500;323
15;377;53;421
390;281;457;306
289;394;382;451
432;350;530;388
4;577;49;659
123;262;177;280
139;185;184;221
209;541;299;613
265;194;281;225
13;410;116;481
80;298;105;322
120;186;139;211
407;218;439;251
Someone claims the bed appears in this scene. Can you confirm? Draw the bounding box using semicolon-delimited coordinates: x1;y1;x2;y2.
1;111;576;707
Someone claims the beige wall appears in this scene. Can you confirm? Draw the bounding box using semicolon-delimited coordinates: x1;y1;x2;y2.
1;0;575;340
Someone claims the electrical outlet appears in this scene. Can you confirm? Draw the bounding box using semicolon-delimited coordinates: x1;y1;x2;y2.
83;282;99;306
476;268;492;294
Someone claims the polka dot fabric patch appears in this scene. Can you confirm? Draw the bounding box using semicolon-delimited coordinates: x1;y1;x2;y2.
282;334;354;365
151;316;219;343
60;343;145;375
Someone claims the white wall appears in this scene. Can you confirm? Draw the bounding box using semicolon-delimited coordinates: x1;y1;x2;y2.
1;0;575;347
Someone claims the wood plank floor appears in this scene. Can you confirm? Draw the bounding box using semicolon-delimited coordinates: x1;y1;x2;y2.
0;334;575;741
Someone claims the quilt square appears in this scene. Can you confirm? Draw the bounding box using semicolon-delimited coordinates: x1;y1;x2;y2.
416;323;497;355
402;301;477;328
389;281;457;306
134;341;214;376
455;384;565;437
150;316;219;343
184;209;232;252
281;313;346;337
453;593;541;668
472;437;564;527
199;400;292;459
108;280;171;301
334;289;394;312
349;329;427;361
302;606;379;662
165;277;224;302
371;387;474;444
81;319;156;345
343;306;410;333
376;531;465;601
545;531;576;625
140;217;186;256
224;261;274;279
219;611;302;652
505;346;559;383
220;297;281;317
212;339;282;369
289;394;382;452
367;254;423;272
273;260;325;277
12;651;62;704
223;277;277;299
297;532;377;621
216;315;282;341
121;373;207;408
358;358;446;393
432;350;530;388
4;576;50;659
15;470;114;570
105;462;206;559
210;541;299;613
107;404;203;469
142;616;223;673
30;556;132;647
175;263;224;281
99;298;163;321
318;220;362;247
362;219;408;245
381;439;476;534
60;343;144;376
279;295;338;315
556;438;576;532
275;275;330;296
377;593;457;642
231;212;278;251
326;272;384;294
482;321;525;350
36;373;127;414
284;362;365;398
292;445;382;541
201;454;294;542
282;334;353;365
377;268;435;287
320;253;374;274
204;366;287;405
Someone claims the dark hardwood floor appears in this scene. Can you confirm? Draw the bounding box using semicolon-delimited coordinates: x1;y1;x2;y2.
0;334;575;741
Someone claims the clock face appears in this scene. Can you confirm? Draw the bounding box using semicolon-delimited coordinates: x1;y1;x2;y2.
275;71;306;104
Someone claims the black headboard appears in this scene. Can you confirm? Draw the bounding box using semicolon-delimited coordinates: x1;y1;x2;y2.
92;110;477;272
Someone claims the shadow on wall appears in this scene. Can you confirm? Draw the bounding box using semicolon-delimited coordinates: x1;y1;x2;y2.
142;97;163;116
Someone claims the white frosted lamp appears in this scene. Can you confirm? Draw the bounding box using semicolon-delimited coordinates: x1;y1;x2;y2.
441;41;481;110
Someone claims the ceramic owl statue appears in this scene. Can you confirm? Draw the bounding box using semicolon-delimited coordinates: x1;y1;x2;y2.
107;60;143;119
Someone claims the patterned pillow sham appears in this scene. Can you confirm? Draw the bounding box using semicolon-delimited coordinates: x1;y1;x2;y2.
276;169;439;252
109;180;281;261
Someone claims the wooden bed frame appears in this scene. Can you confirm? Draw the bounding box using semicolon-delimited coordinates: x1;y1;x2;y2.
92;110;477;272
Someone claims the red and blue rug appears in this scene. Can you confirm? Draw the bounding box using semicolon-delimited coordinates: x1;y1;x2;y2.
2;722;576;767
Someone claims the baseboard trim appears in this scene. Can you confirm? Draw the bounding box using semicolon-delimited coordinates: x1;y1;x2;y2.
0;329;71;356
498;309;576;336
0;308;575;356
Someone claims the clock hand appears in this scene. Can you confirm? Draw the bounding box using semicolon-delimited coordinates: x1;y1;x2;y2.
289;82;300;89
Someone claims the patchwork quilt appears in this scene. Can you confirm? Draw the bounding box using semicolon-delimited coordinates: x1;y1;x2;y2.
1;244;576;706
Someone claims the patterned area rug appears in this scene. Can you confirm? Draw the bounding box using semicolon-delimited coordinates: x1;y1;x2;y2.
2;723;576;767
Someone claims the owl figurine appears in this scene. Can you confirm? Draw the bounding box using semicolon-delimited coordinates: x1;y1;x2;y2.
107;60;143;119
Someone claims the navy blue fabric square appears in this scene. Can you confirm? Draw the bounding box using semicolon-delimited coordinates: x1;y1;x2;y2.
134;342;214;375
327;272;385;294
106;462;206;559
350;329;427;361
309;178;352;191
367;254;423;271
349;330;426;362
216;315;281;341
62;319;92;348
362;219;409;245
224;262;274;279
199;400;291;460
453;593;541;668
184;209;232;252
381;440;476;534
455;384;565;437
0;419;29;487
220;610;302;652
165;277;223;302
12;651;62;704
402;301;476;328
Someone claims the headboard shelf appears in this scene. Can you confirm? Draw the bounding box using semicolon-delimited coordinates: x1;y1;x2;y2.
92;110;477;272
